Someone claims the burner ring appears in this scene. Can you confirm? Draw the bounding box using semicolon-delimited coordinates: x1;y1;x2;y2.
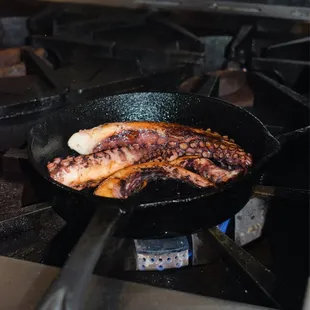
134;237;190;271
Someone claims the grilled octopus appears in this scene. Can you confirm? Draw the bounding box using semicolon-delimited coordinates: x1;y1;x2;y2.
94;156;242;198
47;144;159;190
170;156;242;184
47;122;252;191
68;122;252;169
94;162;215;199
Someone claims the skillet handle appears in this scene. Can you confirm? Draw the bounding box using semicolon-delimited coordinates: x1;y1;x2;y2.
255;132;280;172
275;125;310;146
257;125;309;172
36;204;126;310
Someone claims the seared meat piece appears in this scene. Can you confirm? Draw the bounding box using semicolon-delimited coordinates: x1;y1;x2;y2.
68;121;252;169
47;144;160;190
93;156;240;199
94;162;215;199
48;122;252;191
171;156;242;183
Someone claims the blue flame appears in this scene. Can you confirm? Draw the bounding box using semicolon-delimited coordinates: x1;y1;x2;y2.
217;219;230;234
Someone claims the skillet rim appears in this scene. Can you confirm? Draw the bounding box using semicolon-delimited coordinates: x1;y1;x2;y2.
27;91;281;208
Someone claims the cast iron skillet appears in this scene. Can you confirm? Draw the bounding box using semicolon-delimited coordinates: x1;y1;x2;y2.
28;92;280;310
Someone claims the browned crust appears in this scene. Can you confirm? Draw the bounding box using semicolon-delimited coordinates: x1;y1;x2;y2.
94;162;215;198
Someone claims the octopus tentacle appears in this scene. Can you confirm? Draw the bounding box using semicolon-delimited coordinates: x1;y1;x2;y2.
68;121;252;169
48;122;252;191
47;144;243;191
171;156;242;183
94;155;241;199
47;144;162;190
94;162;215;199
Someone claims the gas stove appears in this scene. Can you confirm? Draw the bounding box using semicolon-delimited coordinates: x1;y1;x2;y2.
0;3;309;310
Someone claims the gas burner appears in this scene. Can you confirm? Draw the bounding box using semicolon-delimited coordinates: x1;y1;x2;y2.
135;237;190;271
134;227;229;271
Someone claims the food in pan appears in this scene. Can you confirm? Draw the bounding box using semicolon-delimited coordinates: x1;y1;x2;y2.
47;122;253;197
94;162;215;199
94;156;242;199
47;144;159;190
68;122;252;169
94;156;243;198
170;156;242;184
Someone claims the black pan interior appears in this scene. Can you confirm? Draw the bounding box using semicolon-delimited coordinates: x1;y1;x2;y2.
28;92;278;205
